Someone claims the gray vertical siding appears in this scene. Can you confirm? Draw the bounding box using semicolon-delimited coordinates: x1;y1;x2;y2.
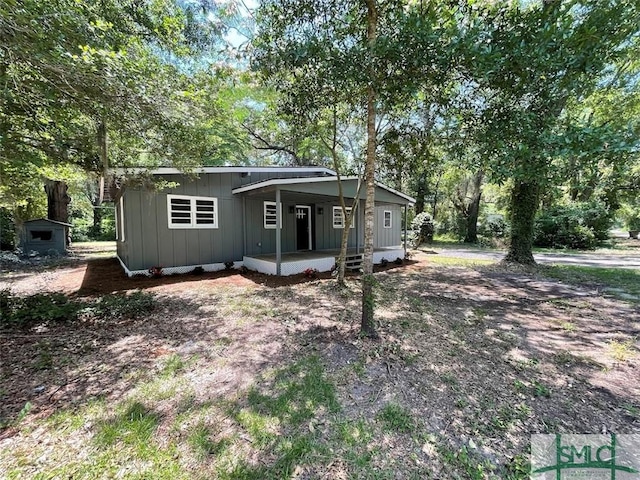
374;204;402;247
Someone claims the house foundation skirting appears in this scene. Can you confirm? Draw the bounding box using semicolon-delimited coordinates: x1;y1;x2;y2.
243;255;336;276
243;247;405;277
117;255;243;277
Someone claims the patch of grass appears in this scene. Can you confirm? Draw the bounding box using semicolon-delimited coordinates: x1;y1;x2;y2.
0;401;32;429
376;403;413;433
1;290;81;329
511;357;540;372
92;290;156;320
236;409;280;447
426;256;496;267
513;380;527;393
95;401;160;450
161;353;185;377
473;307;488;320
542;265;640;299
438;444;495;480
622;403;640;419
189;422;231;458
560;321;576;332
608;339;637;362
440;372;458;385
33;340;54;370
505;452;531;480
336;418;374;447
245;355;340;427
533;381;551;398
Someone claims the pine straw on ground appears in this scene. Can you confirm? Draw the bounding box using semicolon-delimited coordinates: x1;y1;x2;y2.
0;249;638;479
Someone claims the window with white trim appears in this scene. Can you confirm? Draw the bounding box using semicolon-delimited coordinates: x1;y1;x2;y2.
333;206;355;229
167;195;218;229
264;201;283;229
383;210;392;229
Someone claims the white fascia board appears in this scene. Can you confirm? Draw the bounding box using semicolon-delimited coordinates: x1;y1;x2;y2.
232;175;416;205
110;166;336;176
232;175;360;194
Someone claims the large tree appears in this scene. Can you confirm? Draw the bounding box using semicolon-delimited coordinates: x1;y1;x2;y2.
460;0;640;264
0;0;248;222
253;0;457;336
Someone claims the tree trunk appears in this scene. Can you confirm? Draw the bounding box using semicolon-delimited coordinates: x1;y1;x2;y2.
464;170;483;243
90;205;104;239
337;200;360;285
44;180;71;246
414;176;426;215
431;173;442;220
361;0;378;339
504;180;539;265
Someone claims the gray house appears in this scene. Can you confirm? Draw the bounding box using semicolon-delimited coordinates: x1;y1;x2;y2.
114;166;414;276
21;218;71;255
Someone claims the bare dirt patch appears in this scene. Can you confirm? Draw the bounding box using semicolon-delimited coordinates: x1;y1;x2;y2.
1;248;638;478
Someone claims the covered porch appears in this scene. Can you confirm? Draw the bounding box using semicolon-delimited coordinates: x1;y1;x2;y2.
233;176;414;276
243;246;406;276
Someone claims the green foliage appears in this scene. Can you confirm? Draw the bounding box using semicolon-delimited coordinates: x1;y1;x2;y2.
95;401;160;447
92;291;156;320
0;290;156;329
478;216;510;239
410;212;434;245
376;403;413;433
0;290;81;329
1;0;251;225
534;201;613;250
0;208;16;249
618;203;640;230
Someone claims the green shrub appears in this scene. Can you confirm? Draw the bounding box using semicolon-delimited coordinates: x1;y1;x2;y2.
0;290;156;329
618;203;640;231
92;291;155;320
411;212;435;245
534;201;613;250
0;290;81;329
0;208;16;250
478;215;510;239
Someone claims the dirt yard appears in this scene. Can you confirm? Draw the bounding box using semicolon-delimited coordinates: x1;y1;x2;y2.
1;243;638;479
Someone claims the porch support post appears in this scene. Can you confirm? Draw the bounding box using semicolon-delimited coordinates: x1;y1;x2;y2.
276;187;282;276
355;199;360;255
403;204;408;256
242;196;247;259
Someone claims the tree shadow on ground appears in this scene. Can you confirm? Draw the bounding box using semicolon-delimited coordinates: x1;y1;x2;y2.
74;257;417;297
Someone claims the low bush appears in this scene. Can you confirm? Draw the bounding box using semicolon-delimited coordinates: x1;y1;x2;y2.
478;216;510;239
0;290;81;329
0;290;156;329
92;291;156;320
534;201;613;250
411;212;435;245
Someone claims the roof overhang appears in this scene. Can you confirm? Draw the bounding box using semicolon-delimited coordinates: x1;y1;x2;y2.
232;176;415;206
24;218;73;227
110;166;336;176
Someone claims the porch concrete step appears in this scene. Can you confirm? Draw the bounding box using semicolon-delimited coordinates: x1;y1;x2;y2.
344;253;363;271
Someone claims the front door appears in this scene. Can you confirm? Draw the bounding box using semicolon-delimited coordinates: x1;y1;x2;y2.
295;205;312;250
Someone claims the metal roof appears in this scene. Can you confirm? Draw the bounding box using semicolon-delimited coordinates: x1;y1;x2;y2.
232;176;415;205
24;218;73;227
111;166;336;176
